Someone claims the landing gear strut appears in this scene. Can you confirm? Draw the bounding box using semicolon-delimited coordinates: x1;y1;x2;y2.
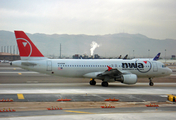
89;79;96;85
101;81;108;87
149;78;154;86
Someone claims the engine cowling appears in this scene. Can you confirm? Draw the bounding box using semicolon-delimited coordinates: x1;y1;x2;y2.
121;74;137;84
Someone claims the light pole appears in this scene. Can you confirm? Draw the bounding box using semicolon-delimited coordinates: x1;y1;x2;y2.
165;49;166;63
148;49;150;58
133;50;134;58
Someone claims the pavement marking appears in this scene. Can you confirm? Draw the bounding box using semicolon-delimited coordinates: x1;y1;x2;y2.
17;94;24;99
0;72;38;73
18;73;22;75
64;110;93;114
13;68;16;70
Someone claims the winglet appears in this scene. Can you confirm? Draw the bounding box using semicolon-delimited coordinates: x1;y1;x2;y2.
153;53;161;61
107;66;112;71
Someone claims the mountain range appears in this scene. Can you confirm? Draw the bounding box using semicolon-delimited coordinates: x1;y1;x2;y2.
0;30;175;58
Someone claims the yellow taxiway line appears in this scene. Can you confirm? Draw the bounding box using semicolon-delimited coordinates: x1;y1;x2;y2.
17;94;24;99
64;110;93;114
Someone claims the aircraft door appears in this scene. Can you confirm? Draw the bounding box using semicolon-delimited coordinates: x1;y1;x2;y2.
47;60;52;71
152;62;158;72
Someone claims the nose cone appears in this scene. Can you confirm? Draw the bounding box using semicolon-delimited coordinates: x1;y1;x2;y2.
167;68;172;75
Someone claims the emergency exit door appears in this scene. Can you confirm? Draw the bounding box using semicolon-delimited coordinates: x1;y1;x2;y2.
47;60;52;71
153;62;158;72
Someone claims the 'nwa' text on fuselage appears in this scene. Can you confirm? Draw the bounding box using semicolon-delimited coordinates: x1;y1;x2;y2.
122;63;144;68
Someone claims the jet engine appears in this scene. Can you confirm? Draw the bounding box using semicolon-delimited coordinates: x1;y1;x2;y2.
116;74;137;84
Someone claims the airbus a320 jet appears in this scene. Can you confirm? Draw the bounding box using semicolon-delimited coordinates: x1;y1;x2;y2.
11;31;172;87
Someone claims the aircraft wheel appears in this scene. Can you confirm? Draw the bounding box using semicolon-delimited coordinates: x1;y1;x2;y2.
149;81;154;86
89;79;96;85
149;78;154;86
101;81;108;87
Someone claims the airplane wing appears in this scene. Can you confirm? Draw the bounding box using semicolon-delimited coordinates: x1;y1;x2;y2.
95;65;135;83
97;66;122;78
83;66;132;82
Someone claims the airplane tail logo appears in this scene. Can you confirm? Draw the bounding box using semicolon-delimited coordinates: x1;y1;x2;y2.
153;53;161;61
14;31;45;59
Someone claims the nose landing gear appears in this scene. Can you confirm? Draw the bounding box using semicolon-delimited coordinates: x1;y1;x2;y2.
149;78;154;86
89;78;96;85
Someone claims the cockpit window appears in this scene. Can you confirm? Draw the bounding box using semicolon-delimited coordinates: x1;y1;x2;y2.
162;65;166;68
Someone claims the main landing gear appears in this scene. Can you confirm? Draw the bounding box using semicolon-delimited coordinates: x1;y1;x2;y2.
89;79;96;85
89;79;109;87
101;81;108;87
149;78;154;86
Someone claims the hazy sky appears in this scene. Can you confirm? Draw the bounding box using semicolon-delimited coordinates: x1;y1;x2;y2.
0;0;176;39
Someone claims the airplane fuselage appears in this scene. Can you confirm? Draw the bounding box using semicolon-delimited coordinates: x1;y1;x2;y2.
12;59;171;81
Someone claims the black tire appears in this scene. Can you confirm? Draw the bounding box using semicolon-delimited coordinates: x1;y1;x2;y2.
149;82;154;86
89;80;96;85
102;82;108;87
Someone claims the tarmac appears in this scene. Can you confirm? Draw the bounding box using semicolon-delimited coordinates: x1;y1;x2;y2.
0;63;176;119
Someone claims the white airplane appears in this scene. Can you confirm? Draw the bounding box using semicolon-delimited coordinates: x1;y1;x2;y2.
11;31;172;87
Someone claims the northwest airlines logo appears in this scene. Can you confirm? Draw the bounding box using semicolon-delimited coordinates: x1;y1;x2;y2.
122;61;152;73
22;42;27;47
17;38;32;57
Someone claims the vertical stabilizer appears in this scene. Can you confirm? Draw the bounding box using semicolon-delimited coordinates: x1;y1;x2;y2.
14;31;46;60
153;53;161;61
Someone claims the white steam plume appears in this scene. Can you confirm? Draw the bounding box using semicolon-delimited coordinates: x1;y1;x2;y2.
90;41;100;56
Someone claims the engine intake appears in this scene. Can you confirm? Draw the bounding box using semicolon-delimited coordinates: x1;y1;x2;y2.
116;74;137;84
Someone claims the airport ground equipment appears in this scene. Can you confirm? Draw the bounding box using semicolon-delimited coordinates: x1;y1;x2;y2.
167;94;176;102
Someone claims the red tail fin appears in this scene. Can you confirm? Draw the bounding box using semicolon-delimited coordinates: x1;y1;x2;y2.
14;31;44;58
